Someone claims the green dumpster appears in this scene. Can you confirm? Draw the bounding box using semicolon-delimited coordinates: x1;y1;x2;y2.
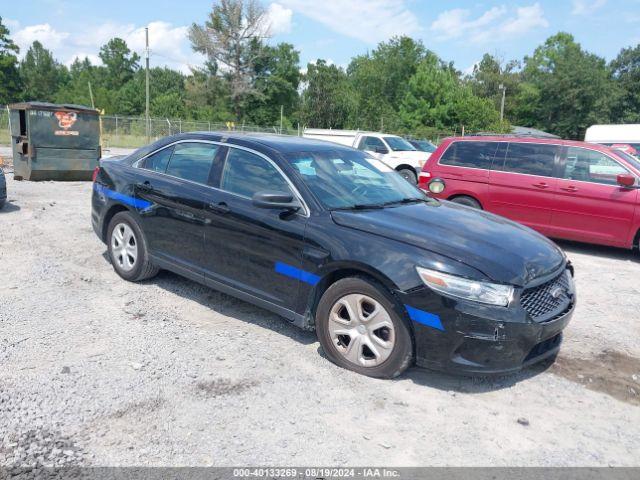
9;102;101;181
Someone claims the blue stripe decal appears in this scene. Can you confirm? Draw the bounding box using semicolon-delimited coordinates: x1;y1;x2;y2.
275;262;320;286
94;184;152;210
405;305;444;331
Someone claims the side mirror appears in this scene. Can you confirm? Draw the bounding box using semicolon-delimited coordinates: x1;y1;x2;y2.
252;190;301;211
617;173;636;188
375;146;389;154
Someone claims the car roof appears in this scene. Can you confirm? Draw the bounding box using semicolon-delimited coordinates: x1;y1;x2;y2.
188;131;357;153
443;136;620;154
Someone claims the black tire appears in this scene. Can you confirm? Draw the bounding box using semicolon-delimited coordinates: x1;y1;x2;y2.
315;276;414;379
107;211;159;282
450;195;481;209
0;199;4;210
397;168;417;185
14;176;23;181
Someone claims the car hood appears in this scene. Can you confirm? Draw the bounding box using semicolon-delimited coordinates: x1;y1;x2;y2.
331;201;565;286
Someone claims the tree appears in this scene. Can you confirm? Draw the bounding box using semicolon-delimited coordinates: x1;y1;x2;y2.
519;33;619;139
246;42;300;126
399;54;503;135
611;44;640;123
20;41;65;102
300;60;354;129
189;0;270;120
99;38;140;90
347;36;427;131
0;16;22;104
468;53;521;121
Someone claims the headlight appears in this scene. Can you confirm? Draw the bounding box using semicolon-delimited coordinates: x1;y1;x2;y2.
416;266;514;306
428;178;445;194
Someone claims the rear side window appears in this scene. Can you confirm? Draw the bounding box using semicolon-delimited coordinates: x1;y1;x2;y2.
221;148;292;198
165;142;218;184
358;136;386;152
140;146;173;173
439;141;499;170
498;143;557;177
564;147;628;185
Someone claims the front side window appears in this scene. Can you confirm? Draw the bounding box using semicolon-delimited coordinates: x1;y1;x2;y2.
499;143;557;177
139;146;174;173
358;136;386;153
286;149;427;209
383;136;416;152
220;148;292;198
165;142;218;184
440;141;500;170
564;147;628;185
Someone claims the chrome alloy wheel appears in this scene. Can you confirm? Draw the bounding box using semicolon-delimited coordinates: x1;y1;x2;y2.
111;223;138;272
328;294;396;367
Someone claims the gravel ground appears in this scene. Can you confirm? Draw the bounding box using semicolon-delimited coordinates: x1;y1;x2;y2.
1;172;639;468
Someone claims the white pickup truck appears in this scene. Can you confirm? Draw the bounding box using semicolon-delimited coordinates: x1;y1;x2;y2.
302;129;429;184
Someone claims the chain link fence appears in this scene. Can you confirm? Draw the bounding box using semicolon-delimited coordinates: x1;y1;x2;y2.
0;108;459;149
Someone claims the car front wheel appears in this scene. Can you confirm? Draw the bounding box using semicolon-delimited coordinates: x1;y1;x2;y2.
316;277;413;378
107;211;159;282
397;168;417;184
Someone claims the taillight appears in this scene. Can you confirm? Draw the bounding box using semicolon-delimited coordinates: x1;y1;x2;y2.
92;167;100;183
418;171;431;189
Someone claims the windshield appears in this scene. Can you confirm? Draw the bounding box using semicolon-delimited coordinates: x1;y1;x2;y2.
286;149;428;210
615;150;640;171
383;136;416;152
414;140;437;153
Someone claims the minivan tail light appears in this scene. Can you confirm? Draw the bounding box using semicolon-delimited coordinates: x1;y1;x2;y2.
418;172;431;189
92;167;100;183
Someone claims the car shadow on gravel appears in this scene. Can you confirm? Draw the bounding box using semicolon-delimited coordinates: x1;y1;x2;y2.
402;357;556;393
101;254;318;346
0;201;20;213
555;239;639;262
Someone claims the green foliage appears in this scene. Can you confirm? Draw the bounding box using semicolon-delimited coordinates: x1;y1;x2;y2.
399;54;503;134
517;32;619;139
20;41;66;102
611;44;640;123
98;38;140;90
0;16;22;104
299;60;354;129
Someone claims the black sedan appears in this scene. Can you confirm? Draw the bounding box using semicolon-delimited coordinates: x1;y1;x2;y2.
91;132;576;378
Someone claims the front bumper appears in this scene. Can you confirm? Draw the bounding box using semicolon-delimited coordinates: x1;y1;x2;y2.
399;284;575;375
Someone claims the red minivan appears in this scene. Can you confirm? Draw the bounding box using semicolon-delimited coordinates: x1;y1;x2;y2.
419;136;640;250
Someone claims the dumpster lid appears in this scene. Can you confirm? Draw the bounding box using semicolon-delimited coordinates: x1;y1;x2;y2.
8;102;99;115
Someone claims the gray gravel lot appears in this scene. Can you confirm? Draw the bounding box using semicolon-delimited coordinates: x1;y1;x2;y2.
1;173;639;467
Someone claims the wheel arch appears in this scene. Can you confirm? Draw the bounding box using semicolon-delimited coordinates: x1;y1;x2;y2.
304;262;403;328
395;164;417;175
101;203;131;242
447;193;483;209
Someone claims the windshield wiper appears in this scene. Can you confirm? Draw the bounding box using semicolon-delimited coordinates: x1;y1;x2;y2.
333;203;386;211
381;197;427;206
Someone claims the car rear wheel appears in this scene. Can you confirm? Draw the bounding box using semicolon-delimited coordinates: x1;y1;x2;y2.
107;211;159;282
316;277;413;378
397;168;417;184
450;195;481;209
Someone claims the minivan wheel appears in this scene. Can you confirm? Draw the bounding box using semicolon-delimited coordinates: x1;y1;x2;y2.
450;195;481;209
397;168;417;184
107;211;159;282
316;277;413;379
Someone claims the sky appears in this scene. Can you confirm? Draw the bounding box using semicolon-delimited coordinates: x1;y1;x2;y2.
2;0;640;75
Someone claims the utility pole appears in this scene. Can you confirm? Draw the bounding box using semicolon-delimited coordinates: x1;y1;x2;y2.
499;83;506;123
88;81;95;109
279;105;284;134
145;27;150;142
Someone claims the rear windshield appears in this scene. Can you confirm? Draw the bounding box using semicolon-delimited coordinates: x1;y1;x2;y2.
439;141;500;170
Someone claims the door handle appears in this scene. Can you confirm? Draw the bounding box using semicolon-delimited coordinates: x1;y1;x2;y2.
532;182;549;189
208;202;230;214
136;181;152;192
560;186;578;193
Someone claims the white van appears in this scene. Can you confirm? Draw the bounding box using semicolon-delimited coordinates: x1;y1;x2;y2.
302;129;429;184
585;124;640;151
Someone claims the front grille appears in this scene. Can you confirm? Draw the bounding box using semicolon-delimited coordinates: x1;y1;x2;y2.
520;270;573;322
